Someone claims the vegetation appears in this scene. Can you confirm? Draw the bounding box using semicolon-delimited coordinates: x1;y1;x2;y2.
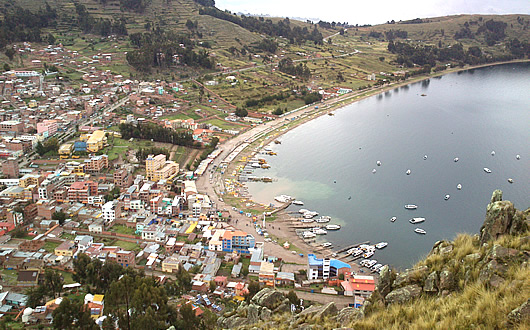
136;147;170;161
119;122;194;147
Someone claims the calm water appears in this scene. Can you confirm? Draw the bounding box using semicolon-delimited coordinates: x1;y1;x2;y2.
247;62;530;269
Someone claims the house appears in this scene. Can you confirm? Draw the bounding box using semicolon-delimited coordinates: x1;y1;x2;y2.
258;261;275;287
192;280;208;293
307;254;351;280
84;294;104;319
17;270;40;287
249;248;264;273
88;221;104;234
54;240;77;257
4;292;27;307
346;274;376;298
162;256;180;273
214;276;227;288
275;272;295;287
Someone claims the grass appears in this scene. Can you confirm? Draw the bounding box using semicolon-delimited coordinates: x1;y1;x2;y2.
112;240;142;252
1;269;18;286
43;241;61;253
109;224;137;236
58;270;75;285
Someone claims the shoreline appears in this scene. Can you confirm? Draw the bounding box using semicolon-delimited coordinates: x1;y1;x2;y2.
203;58;529;273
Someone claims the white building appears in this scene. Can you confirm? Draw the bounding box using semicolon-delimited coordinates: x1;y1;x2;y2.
101;201;116;224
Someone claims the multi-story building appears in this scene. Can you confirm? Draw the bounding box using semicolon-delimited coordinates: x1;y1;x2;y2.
221;230;255;254
108;250;136;268
19;174;43;188
258;261;275;287
36;120;58;136
145;154;166;180
86;130;106;152
54;240;77;257
68;181;98;204
0;120;23;133
101;201;119;224
153;162;179;182
307;254;351;280
84;155;108;173
113;168;131;187
2;157;19;178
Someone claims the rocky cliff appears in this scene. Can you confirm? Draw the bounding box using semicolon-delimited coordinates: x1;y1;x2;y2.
223;190;529;329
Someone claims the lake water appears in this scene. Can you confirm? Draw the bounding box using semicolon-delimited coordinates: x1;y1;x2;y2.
247;62;530;269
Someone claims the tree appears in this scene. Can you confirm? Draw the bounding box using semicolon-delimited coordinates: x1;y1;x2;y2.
209;280;216;292
72;253;92;284
25;285;46;308
235;107;248;117
179;303;198;330
52;211;67;225
246;280;260;300
4;48;15;61
43;269;64;299
52;298;97;329
286;290;298;305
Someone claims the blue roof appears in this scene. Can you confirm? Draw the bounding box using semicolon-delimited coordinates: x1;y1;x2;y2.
308;254;351;269
330;259;351;270
308;254;321;266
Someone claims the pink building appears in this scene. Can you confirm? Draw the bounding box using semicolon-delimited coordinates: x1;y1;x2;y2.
37;120;58;136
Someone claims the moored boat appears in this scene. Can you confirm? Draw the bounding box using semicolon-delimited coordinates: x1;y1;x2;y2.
457;183;462;190
414;228;427;234
409;217;426;224
325;224;341;230
302;231;316;239
444;194;450;200
363;251;375;259
404;204;418;210
484;167;492;173
406;169;411;175
390;216;397;222
315;216;331;223
321;242;333;248
375;242;388;249
292;200;304;206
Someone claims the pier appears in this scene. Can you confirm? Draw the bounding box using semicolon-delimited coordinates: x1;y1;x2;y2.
335;241;370;254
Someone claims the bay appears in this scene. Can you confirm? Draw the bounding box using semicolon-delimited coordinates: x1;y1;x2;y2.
246;62;530;269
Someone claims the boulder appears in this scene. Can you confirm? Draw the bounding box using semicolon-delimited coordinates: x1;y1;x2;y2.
335;307;359;324
423;271;438;293
251;288;285;310
464;253;482;263
377;265;395;297
488;273;505;288
385;284;422;305
480;190;517;244
429;240;453;257
488;245;520;261
314;302;338;319
507;298;530;325
260;307;272;321
479;259;508;284
439;269;455;291
247;304;261;324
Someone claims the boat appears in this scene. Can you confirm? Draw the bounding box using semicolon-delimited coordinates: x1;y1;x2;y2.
274;195;293;203
302;231;316;239
313;228;327;235
325;224;341;230
375;242;388;249
390;216;397;222
406;169;411;175
376;160;382;166
457;183;462;190
414;228;427;234
363;251;375;259
444;194;450;200
423;155;428;160
484;167;492;173
365;260;377;268
372;169;377;174
298;208;309;214
346;248;359;256
316;216;331;223
404;204;418;210
508;178;514;184
491;151;495;156
251;163;261;168
409;217;426;224
303;211;319;218
292;200;304;206
516;154;521;160
301;218;314;223
328;112;335;116
321;242;333;248
454;157;459;162
261;164;271;169
274;140;281;144
353;249;364;257
372;264;383;272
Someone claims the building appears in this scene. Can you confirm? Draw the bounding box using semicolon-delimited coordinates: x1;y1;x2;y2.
54;240;77;257
101;201;119;224
343;274;376;298
68;181;98;204
275;272;295;286
162;256;180;273
110;250;135;268
307;254;351;280
153;161;179;182
59;143;74;156
146;154;166;180
0;120;24;133
86;130;106;152
37;120;58;136
113;168;131;187
2;157;19;178
221;230;255;254
258;261;275;287
84;155;108;173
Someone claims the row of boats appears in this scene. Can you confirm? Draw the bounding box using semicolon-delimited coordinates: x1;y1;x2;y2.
389;206;428;234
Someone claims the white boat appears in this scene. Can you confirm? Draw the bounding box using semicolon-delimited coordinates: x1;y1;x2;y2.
484;167;492;173
409;217;426;224
444;194;450;200
457;183;462;190
292;200;304;206
423;155;428;160
406;169;411;175
251;163;261;168
321;242;333;248
325;224;341;230
372;169;377;174
404;204;418;210
491;151;495;156
300;218;314;223
346;248;359;256
274;195;293;203
302;231;316;239
303;211;319;219
516;154;521;160
363;251;374;259
315;216;331;223
372;264;383;271
454;157;459;162
313;228;327;235
376;160;382;166
390;216;397;222
365;260;377;268
508;178;514;184
375;242;388;249
414;228;427;234
298;208;309;214
353;249;364;257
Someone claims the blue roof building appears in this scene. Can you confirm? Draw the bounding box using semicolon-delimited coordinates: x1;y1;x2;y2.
307;254;351;280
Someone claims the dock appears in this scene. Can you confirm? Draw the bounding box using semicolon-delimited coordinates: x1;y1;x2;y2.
335;241;370;254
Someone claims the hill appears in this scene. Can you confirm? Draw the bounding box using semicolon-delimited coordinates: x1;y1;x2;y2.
220;190;529;329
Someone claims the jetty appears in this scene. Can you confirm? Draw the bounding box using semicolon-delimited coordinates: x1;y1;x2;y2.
335;241;370;254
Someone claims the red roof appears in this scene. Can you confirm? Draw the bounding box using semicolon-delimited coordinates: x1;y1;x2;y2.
350;282;375;292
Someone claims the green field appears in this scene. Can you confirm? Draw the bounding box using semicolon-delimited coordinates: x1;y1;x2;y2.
109;224;137;236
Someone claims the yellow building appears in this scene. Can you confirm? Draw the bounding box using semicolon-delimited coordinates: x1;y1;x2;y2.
153;162;179;182
86;130;107;153
54;240;77;257
145;154;167;180
59;143;74;156
19;174;41;188
65;162;86;175
162;257;180;273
